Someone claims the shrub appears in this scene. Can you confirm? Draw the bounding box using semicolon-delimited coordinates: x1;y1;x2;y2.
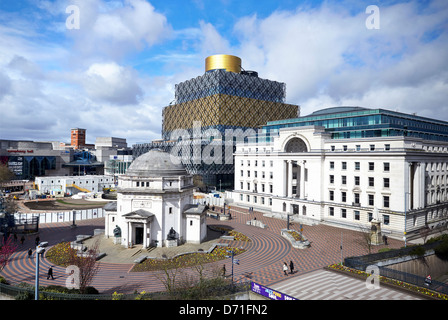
409;245;426;258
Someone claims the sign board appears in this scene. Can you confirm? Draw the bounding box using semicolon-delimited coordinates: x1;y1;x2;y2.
250;282;297;300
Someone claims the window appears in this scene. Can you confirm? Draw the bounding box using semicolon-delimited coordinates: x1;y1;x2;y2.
329;190;334;201
254;171;258;178
385;144;390;151
190;220;193;226
269;198;272;206
343;145;347;151
330;161;334;169
241;160;244;166
247;170;250;177
368;212;373;222
247;160;250;166
270;172;273;179
384;162;390;172
255;160;258;167
383;196;390;208
261;197;265;205
383;215;390;225
329;175;334;184
329;207;334;216
354;193;360;204
270;161;273;167
262;171;265;179
169;207;173;214
240;170;243;177
370;144;375;151
269;185;273;193
368;194;374;206
254;196;257;203
331;145;335;151
342;162;347;170
356;145;361;151
262;184;265;192
247;183;250;190
341;209;347;218
240;182;243;190
369;177;374;187
355;176;360;186
354;210;360;220
342;176;347;185
369;162;375;171
262;160;265;167
247;195;250;202
384;178;390;188
355;162;360;170
240;194;243;201
341;192;347;202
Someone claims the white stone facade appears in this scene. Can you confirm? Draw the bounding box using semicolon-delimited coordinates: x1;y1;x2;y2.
105;150;207;248
229;126;448;239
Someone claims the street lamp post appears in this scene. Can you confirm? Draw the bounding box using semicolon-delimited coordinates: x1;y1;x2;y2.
35;246;45;300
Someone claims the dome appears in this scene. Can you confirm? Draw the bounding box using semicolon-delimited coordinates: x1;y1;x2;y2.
126;149;188;177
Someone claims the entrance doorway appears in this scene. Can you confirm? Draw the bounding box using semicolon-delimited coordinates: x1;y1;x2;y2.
135;226;144;245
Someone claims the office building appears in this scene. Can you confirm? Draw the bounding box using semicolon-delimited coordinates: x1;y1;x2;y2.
229;106;448;240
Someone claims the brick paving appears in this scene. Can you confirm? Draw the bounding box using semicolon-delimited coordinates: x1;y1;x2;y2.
0;206;406;295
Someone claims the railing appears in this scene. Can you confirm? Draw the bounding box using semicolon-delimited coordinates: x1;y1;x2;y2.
0;281;250;300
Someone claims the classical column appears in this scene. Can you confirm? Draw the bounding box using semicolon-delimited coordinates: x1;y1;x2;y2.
287;160;293;198
128;221;132;248
283;160;288;197
300;161;305;199
143;221;148;248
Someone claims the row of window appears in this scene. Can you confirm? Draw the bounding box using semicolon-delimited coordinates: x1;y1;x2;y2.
329;190;390;208
329;143;391;152
239;182;273;193
329;161;390;171
329;175;390;188
239;193;273;205
240;159;274;167
328;207;390;225
240;170;274;179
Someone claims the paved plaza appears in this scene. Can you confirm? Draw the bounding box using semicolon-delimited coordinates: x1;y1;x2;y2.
0;205;425;299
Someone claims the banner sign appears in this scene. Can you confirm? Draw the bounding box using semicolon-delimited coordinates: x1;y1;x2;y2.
250;282;297;300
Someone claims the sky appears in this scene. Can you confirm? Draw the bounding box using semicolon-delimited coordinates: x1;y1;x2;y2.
0;0;447;146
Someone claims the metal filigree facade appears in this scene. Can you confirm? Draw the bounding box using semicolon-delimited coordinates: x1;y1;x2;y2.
134;68;299;188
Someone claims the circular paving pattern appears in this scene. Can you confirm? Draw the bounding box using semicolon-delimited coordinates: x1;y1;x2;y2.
1;207;405;294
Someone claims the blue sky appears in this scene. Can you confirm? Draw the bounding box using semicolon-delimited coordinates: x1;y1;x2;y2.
0;0;447;145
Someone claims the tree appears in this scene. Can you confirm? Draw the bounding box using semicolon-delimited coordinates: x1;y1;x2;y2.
0;236;18;273
67;239;100;294
0;164;14;183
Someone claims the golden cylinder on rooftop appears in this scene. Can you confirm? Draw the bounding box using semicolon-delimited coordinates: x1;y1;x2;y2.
205;54;241;73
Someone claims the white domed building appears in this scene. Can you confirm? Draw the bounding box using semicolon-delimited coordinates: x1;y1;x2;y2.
104;149;207;248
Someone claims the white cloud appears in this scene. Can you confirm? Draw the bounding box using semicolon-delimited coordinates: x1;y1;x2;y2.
81;62;143;105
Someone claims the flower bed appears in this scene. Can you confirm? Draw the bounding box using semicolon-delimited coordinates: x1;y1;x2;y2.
131;246;246;272
46;242;78;267
281;229;310;249
326;263;448;300
210;226;251;242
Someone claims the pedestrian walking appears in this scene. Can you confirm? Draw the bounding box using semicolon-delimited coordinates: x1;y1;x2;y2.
28;248;32;259
47;267;54;280
289;260;294;274
20;235;25;245
283;262;288;276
